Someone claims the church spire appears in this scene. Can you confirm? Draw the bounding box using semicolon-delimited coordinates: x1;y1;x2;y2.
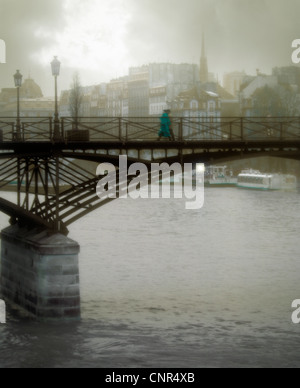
200;33;209;84
201;33;206;58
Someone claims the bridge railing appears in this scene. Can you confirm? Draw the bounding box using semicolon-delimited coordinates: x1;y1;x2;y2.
61;117;160;141
237;117;300;141
61;117;300;142
0;117;52;142
22;118;53;142
174;117;300;141
0;118;15;142
0;116;300;142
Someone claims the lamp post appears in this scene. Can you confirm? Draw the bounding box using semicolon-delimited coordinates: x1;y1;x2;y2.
14;70;23;141
51;56;61;141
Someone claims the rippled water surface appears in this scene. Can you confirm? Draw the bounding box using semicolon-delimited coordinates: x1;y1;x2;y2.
0;188;300;368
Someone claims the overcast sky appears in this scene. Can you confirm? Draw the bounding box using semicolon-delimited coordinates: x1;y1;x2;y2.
0;0;299;96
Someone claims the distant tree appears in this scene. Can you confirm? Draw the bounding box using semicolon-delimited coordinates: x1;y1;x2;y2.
275;85;300;116
252;84;300;117
252;86;284;116
69;72;83;128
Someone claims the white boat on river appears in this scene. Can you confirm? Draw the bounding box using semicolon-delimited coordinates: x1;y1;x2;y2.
205;165;237;187
237;169;297;191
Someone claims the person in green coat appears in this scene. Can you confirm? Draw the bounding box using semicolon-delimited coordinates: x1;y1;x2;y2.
158;111;172;141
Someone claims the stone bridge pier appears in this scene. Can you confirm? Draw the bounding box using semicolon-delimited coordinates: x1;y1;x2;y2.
0;225;80;320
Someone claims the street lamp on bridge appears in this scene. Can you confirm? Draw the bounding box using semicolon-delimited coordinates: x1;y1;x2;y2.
51;56;61;141
13;70;23;141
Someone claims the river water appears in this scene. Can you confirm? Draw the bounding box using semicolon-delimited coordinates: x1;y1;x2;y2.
0;188;300;368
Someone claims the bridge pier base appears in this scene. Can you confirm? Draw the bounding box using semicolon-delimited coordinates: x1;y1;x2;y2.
0;225;81;320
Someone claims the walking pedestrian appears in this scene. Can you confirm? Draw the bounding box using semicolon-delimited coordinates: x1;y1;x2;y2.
157;111;172;141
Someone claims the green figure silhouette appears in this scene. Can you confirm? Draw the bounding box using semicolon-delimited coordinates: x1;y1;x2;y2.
158;112;171;141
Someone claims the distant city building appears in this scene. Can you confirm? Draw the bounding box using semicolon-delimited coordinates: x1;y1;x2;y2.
223;71;247;97
122;85;129;117
107;77;128;117
240;74;278;116
149;63;198;90
0;77;54;117
168;85;222;139
21;78;43;99
169;85;221;119
90;84;108;117
221;99;240;117
149;85;168;116
2;98;54;118
1;65;297;121
169;82;235;116
128;67;149;117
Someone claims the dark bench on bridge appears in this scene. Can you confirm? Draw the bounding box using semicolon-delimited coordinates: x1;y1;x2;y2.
66;130;90;142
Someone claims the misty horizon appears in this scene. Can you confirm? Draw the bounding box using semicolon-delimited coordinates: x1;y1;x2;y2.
0;0;299;96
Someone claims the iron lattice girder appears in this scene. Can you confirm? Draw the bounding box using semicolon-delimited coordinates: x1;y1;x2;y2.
32;159;155;227
0;155;92;234
56;169;161;228
0;153;159;234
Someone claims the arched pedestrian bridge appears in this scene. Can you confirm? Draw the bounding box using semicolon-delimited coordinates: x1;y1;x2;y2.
0;116;299;234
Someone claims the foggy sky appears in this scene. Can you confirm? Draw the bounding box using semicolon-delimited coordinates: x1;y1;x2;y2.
0;0;299;96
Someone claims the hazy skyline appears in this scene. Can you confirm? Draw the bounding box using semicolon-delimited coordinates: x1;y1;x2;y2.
0;0;299;96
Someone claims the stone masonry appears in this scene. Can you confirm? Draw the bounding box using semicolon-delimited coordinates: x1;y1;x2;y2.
0;225;80;320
